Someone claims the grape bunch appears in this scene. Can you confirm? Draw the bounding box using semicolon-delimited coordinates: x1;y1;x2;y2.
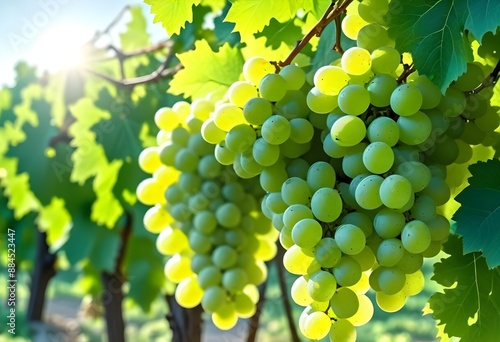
136;100;278;330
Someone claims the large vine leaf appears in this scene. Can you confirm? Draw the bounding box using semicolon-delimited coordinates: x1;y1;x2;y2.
119;6;150;53
169;40;244;99
429;235;500;341
144;0;201;36
387;0;469;92
255;18;304;50
224;0;304;41
454;159;500;268
465;0;500;42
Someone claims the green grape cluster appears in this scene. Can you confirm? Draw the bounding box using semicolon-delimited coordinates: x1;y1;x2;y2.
136;100;278;330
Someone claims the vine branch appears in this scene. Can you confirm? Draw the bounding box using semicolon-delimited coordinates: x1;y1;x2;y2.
397;63;415;83
470;59;500;95
333;15;344;54
278;0;353;67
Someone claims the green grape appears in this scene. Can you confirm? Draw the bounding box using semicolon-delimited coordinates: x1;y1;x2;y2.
172;101;190;119
356;23;393;51
143;205;171;233
348;272;370;295
460;121;485;145
314;65;350;96
367;74;398;107
214;142;235;165
376;291;406;313
243;97;272;125
212;302;238;330
174;148;199;172
234;293;256;318
292;218;323;249
454;138;473;164
395;161;431;192
403;270;425;296
259;73;287;102
379;174;413;209
155;107;180;130
390;84;423;116
329;319;357;342
283;244;315;275
280;139;311;158
342;14;368;40
366;116;399;146
341;47;372;75
453;63;484;91
311;188;343;222
419;177;451;206
171;126;190;146
191;99;214;120
395;250;423;274
427;214;451;241
347;294;374;326
436;87;467;117
281;177;311;206
308;270;337;302
265;192;287;214
463;94;488;120
314;238;342;268
351;246;376;271
377;267;406;295
138;146;162;174
279;64;306;90
175;276;203;309
307;87;339;114
197;155;221;179
164;254;193;283
377;238;405;267
260;164;288;192
188;133;214;156
362;142;394;174
291;276;314;306
156;227;189;255
215;202;241;228
158;142;182;167
341;211;374;237
371;46;400;74
286;158;310;179
426;135;459;165
189;230;212;253
335;224;366;255
222;182;245;202
409;75;442;110
355;175;383;210
213;103;247;132
252;138;280;166
201;118;226;144
225;124;256;153
330;115;366;147
191;254;213;273
301;311;332;340
410;195;436;221
243;56;274;86
323;133;353;158
289;118;314;144
212;245;238;269
193;210;217;234
227;81;258;107
333;256;362;286
280;227;294;249
358;0;388;25
397;111;432;145
330;287;359;319
306;161;336;192
222;268;248;292
283;204;314;229
373;208;406;238
261;115;291;145
338;84;371;115
276;90;310;119
401;220;431;254
198;265;222;289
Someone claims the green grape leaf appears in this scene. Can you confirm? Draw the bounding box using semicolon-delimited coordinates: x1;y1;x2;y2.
119;6;151;53
465;0;500;42
144;0;201;36
387;0;470;92
304;0;331;20
1;172;39;219
224;0;304;40
0;88;12;112
213;6;241;47
309;20;355;76
36;197;71;248
169;40;244;99
429;235;500;341
454;159;500;268
91;160;123;228
124;235;165;311
255;18;303;49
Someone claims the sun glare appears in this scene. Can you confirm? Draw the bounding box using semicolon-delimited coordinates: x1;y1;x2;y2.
32;25;93;73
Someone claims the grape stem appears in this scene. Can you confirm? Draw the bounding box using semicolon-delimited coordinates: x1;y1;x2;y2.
278;0;353;67
470;58;500;95
397;63;415;83
333;15;344;54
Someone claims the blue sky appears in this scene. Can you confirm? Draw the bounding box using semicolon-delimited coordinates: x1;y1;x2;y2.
0;0;166;86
